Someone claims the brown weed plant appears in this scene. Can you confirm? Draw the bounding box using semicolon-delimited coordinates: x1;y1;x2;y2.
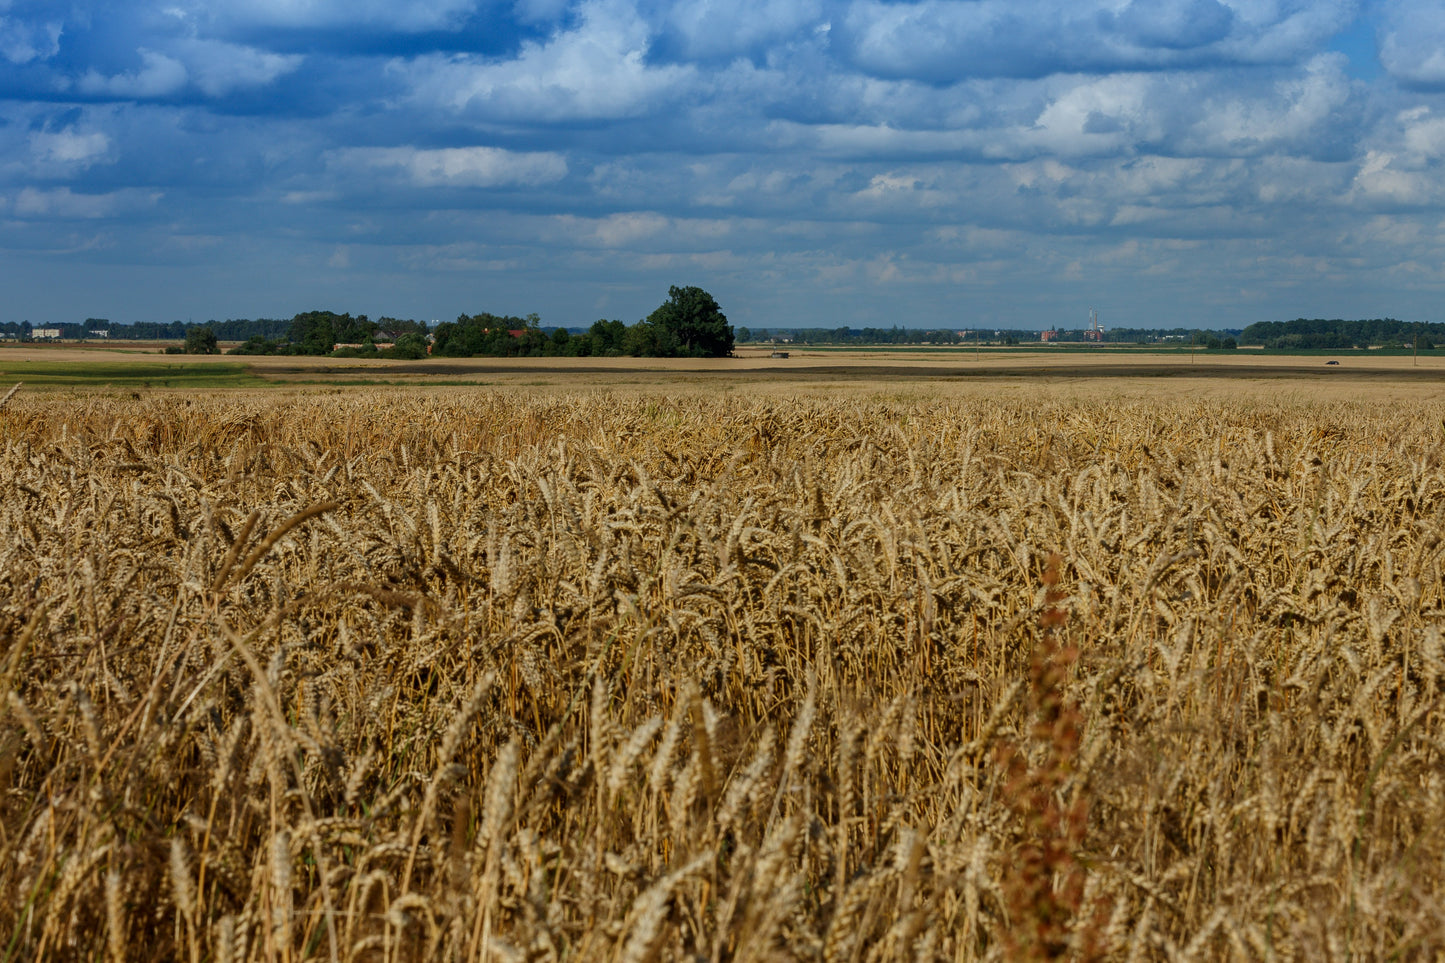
0;392;1442;960
996;553;1093;961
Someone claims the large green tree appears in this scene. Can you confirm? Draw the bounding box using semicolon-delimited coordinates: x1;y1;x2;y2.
285;310;375;355
645;286;733;358
184;325;219;355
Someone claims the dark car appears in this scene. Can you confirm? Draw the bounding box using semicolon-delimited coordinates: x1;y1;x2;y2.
1325;360;1340;365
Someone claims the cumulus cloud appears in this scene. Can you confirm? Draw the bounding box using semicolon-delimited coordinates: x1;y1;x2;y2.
749;54;1357;167
12;186;161;218
837;0;1353;81
0;15;61;64
403;0;694;122
1340;105;1445;209
65;37;300;102
334;146;568;187
643;0;825;61
1401;109;1445;158
178;40;302;97
1113;0;1235;50
30;129;111;169
1379;0;1445;88
1349;149;1437;206
1131;54;1355;159
182;0;481;32
78;49;189;99
513;0;575;25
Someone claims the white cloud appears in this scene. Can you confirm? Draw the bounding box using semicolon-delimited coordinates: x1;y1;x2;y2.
759;54;1354;167
335;146;568;187
1344;106;1445;208
179;40;302;97
403;0;694;122
281;190;338;204
30;130;112;170
185;0;477;32
1029;74;1157;157
1114;0;1234;50
1378;0;1445;87
0;15;61;64
514;0;574;25
536;211;747;249
1178;53;1353;155
13;187;162;219
588;211;669;246
67;40;296;101
78;49;188;99
1213;0;1356;63
1350;150;1435;206
1402;111;1445;159
839;0;1354;80
647;0;825;60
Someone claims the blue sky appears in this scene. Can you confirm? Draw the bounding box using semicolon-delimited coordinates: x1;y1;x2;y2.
2;0;1444;330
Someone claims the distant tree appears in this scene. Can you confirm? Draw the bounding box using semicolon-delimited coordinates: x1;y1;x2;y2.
287;311;340;355
333;313;376;345
624;319;677;357
587;319;629;356
387;332;429;359
737;326;752;343
286;310;373;355
645;285;733;357
227;335;280;355
376;317;429;339
432;311;537;357
1239;317;1445;349
185;326;219;355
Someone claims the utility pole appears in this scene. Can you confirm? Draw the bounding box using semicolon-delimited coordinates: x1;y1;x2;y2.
1415;322;1420;366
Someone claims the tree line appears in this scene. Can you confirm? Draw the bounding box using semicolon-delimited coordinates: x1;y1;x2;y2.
222;312;430;358
30;306;1433;355
1;318;297;341
7;286;736;360
1239;318;1444;349
429;286;733;359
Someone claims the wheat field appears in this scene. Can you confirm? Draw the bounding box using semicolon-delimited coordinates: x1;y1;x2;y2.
1;390;1443;961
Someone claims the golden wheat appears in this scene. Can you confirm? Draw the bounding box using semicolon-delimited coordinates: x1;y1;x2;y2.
0;391;1442;960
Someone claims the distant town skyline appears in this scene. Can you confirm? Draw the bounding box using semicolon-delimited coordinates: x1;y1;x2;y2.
3;0;1444;331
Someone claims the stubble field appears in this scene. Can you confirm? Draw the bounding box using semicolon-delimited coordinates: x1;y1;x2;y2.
2;387;1444;960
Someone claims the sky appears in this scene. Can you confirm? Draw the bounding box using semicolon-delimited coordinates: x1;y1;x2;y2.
2;0;1445;330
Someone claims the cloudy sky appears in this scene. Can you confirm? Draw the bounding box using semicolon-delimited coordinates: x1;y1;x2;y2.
1;0;1443;330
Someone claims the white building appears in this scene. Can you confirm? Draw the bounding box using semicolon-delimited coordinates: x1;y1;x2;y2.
31;327;61;339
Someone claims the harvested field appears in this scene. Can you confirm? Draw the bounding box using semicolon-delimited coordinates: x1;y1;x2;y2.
2;391;1444;960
